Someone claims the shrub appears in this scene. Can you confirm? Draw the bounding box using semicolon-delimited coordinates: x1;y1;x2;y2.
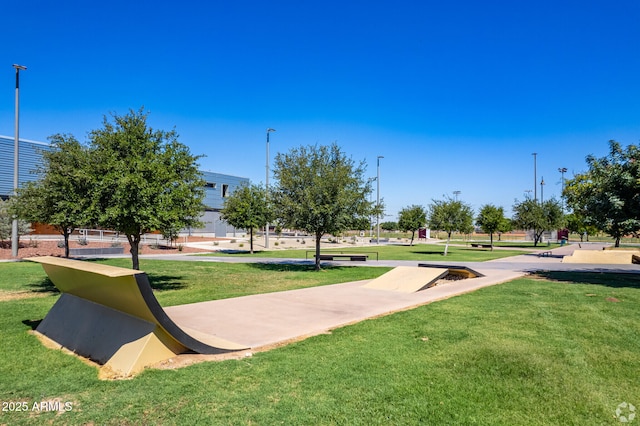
57;240;65;248
78;237;88;246
274;242;279;246
213;241;219;246
177;244;184;252
239;243;244;248
28;238;39;248
231;239;237;244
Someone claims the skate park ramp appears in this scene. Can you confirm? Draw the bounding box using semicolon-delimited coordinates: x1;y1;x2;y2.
27;256;247;377
562;249;640;264
362;266;451;293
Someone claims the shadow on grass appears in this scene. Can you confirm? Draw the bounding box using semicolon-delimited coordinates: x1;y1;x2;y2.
536;271;640;289
246;263;351;273
146;274;188;291
410;250;447;256
27;277;59;294
22;319;42;330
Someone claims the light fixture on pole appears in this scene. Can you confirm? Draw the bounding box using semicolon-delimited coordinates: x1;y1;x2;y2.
558;167;567;212
376;156;384;244
265;128;275;249
12;64;27;258
540;176;545;203
532;152;538;202
453;190;461;201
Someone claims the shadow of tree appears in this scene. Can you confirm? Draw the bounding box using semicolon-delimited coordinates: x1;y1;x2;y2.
246;263;351;273
26;277;59;294
146;274;187;291
536;271;640;289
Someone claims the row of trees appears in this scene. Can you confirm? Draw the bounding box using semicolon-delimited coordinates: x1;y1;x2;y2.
395;197;564;253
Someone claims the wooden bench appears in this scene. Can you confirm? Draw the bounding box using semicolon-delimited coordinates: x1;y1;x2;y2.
316;253;369;261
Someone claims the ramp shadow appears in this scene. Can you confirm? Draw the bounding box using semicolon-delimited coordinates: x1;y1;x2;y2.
536;271;640;289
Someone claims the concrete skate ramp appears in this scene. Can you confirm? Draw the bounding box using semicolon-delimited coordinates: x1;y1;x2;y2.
562;249;640;264
362;266;449;293
27;256;246;377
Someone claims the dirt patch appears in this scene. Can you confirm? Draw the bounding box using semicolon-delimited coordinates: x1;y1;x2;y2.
0;291;51;302
0;237;220;260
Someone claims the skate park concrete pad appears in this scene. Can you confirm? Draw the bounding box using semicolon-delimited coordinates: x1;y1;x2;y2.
27;256;246;378
562;249;640;264
165;266;524;351
361;266;448;293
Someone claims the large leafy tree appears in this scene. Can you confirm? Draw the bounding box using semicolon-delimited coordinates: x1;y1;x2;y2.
221;183;271;254
476;204;506;250
13;134;91;257
512;198;564;246
398;205;426;246
272;143;373;270
428;198;474;256
87;108;205;269
564;140;640;247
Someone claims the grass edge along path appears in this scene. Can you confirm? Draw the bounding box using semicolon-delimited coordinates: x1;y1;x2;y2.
0;264;639;424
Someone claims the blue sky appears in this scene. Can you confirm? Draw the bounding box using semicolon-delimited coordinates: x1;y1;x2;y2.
2;1;639;219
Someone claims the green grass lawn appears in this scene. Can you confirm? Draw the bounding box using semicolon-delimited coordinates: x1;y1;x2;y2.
198;244;529;262
1;260;639;425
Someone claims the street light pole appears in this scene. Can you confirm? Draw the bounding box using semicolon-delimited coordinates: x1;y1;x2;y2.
368;177;376;237
558;167;567;212
540;176;545;203
376;156;383;244
453;190;461;201
532;152;538;202
12;64;27;258
265;128;275;249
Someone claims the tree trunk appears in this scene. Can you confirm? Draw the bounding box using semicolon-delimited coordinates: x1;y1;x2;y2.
410;230;415;246
444;232;451;256
615;236;621;247
127;234;141;270
63;229;71;258
249;227;254;254
490;232;494;251
314;232;322;271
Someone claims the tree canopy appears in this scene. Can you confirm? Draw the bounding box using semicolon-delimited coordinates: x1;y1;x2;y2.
14;134;91;257
564;140;640;246
512;198;564;246
87;108;205;269
398;205;426;246
272;143;373;270
221;183;271;254
476;204;506;250
428;198;474;255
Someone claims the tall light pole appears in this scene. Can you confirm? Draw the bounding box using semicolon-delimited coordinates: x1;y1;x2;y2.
265;128;275;249
532;152;538;202
376;156;383;244
368;177;377;237
12;64;27;258
558;167;567;212
540;176;545;203
453;190;461;201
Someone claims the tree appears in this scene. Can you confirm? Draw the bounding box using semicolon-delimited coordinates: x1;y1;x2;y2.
272;143;373;270
380;221;398;231
13;134;91;257
512;198;564;246
496;217;513;241
428;198;474;256
564;212;598;242
87;108;205;269
476;204;506;250
398;205;426;246
564;140;640;247
0;198;31;247
221;183;271;254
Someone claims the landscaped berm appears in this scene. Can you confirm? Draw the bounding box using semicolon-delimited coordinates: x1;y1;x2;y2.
27;256;247;379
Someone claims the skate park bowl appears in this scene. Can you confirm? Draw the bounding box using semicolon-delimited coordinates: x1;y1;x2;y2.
362;265;483;293
562;249;640;264
26;256;247;378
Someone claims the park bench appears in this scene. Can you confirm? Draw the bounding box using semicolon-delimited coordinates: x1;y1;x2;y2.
316;253;369;261
470;243;492;248
27;256;246;378
538;251;552;257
